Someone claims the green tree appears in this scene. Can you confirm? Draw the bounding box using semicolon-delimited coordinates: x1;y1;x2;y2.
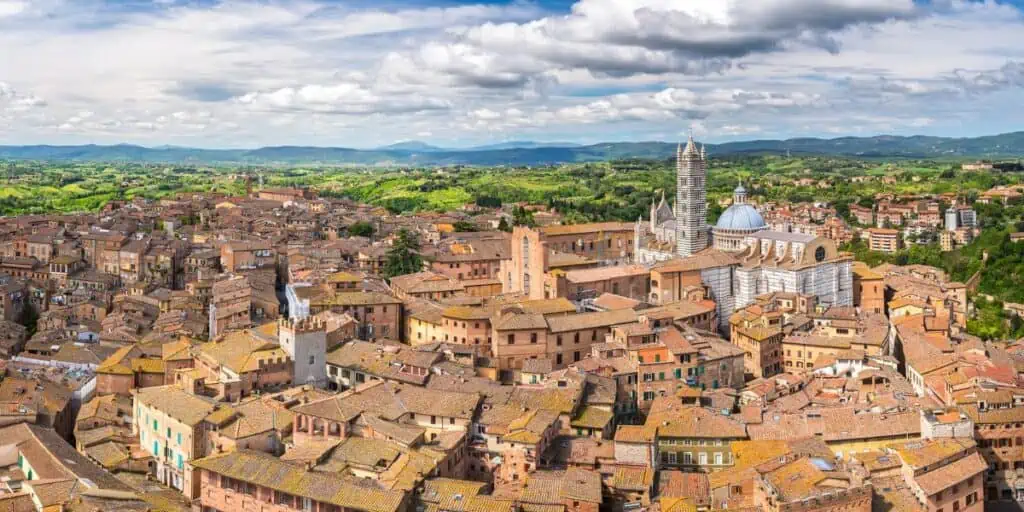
17;303;38;340
384;229;423;279
348;221;375;238
497;217;512;232
513;206;536;227
453;220;479;232
475;196;502;208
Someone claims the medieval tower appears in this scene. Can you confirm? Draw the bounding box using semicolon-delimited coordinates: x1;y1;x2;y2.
675;136;709;257
279;316;327;387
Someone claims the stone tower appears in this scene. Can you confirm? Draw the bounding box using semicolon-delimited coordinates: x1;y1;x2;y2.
278;316;327;387
675;136;709;257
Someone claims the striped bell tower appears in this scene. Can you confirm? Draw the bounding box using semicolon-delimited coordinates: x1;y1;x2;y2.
675;136;709;257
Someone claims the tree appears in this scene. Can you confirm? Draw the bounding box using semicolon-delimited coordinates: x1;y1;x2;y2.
513;206;536;227
384;229;423;279
453;220;479;232
475;196;502;208
17;303;38;340
497;217;512;232
348;221;375;238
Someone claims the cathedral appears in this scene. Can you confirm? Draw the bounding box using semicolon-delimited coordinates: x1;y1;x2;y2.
636;135;853;332
634;136;709;263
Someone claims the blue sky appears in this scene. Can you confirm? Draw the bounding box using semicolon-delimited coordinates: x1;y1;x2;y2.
2;0;1024;148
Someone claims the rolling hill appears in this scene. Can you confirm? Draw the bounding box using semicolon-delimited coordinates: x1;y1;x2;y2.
2;132;1023;165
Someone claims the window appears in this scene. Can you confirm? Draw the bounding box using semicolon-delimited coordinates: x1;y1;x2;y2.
153;419;158;431
682;452;692;464
573;351;580;362
530;333;538;344
431;416;437;425
177;433;182;445
556;335;562;346
556;354;563;365
507;334;515;345
308;355;315;365
699;453;708;465
574;333;580;344
658;372;665;381
715;453;723;465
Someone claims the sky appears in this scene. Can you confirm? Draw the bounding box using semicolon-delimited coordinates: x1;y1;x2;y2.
2;0;1024;148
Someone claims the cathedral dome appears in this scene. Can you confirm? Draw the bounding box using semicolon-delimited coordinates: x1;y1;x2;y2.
715;203;766;231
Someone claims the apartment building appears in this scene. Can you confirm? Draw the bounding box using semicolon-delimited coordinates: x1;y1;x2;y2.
133;385;218;493
867;228;901;254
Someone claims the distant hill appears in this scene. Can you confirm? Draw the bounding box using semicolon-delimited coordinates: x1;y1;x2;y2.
464;141;583;151
375;141;444;152
3;132;1024;165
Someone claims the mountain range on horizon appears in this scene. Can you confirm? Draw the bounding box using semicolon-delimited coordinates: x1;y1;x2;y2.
3;131;1024;166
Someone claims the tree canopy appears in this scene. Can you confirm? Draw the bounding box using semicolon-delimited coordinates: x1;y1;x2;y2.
383;229;423;279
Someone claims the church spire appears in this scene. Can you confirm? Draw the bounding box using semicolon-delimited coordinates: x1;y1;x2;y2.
683;135;698;156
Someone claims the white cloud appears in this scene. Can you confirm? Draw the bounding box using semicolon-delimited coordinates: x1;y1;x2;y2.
236;82;452;114
0;0;1023;146
0;82;46;112
0;0;27;18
